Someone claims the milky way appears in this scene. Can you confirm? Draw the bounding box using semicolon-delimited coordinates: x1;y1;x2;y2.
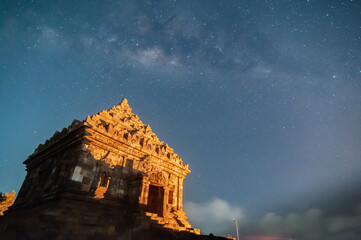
0;1;360;239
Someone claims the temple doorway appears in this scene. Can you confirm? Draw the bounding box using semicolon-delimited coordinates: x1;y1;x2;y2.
147;185;164;216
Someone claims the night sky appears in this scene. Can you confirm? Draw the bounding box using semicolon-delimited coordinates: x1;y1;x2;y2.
1;1;361;239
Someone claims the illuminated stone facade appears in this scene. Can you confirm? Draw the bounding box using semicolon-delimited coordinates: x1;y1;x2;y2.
0;99;201;239
79;98;195;231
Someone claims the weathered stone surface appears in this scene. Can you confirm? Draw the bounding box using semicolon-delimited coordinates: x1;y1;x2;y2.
0;191;15;216
0;99;228;240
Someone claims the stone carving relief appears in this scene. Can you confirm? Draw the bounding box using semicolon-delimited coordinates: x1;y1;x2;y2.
148;171;168;186
138;160;153;173
168;173;177;186
84;99;189;171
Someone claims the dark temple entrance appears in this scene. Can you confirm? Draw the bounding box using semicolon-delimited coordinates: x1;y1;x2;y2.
147;185;164;216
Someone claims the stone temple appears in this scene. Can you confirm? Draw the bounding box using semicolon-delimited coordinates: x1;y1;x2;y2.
1;99;230;240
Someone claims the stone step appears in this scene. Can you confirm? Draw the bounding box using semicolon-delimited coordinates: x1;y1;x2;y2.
146;212;157;218
146;214;165;224
145;211;193;232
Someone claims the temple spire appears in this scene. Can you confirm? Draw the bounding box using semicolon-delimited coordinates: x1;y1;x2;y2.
118;98;132;112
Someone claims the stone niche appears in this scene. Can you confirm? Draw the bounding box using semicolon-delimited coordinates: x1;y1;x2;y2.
0;99;208;240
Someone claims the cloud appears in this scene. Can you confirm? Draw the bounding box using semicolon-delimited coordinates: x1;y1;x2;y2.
133;13;153;35
252;206;361;240
184;197;244;234
39;26;58;42
257;208;323;239
327;215;361;234
184;199;361;240
119;45;180;72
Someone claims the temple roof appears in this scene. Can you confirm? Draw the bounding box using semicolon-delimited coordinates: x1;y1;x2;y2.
29;99;188;169
86;98;163;145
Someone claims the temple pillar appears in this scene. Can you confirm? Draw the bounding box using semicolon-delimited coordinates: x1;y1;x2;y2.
139;180;149;205
177;177;184;210
163;187;169;217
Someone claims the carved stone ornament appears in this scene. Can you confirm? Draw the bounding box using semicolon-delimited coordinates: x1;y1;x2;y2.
148;171;167;186
82;99;189;172
140;160;153;173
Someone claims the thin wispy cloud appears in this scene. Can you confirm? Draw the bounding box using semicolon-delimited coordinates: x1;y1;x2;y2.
184;197;244;234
